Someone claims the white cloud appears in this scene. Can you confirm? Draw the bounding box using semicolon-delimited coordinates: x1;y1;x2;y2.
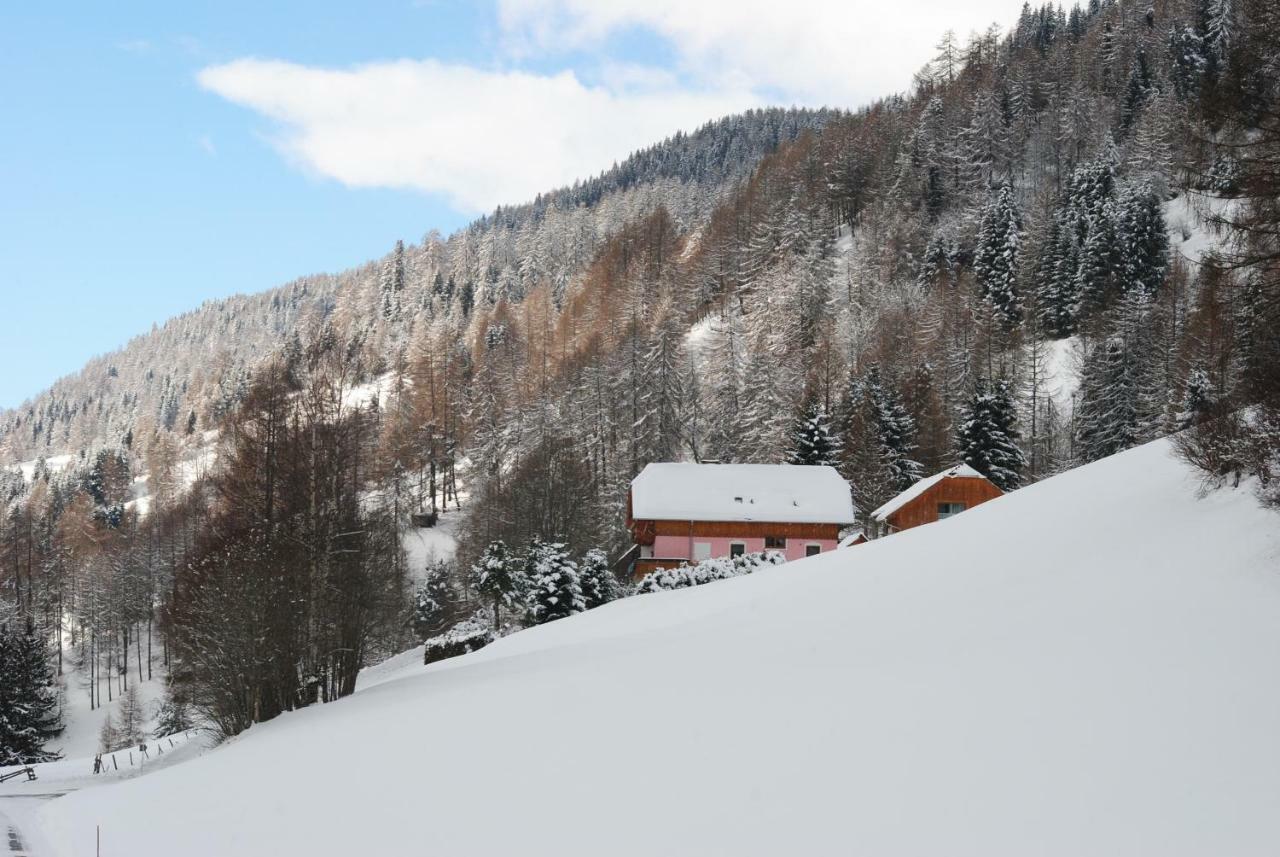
497;0;1024;106
198;58;757;213
199;1;1027;211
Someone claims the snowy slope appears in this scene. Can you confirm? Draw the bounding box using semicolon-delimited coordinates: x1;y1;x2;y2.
33;439;1280;856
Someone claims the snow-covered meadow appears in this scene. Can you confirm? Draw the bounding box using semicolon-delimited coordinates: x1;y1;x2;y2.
16;437;1280;856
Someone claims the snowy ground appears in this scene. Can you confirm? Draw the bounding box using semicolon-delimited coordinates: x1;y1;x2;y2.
51;645;169;760
6;454;74;484
402;507;461;577
17;437;1280;856
1165;190;1240;266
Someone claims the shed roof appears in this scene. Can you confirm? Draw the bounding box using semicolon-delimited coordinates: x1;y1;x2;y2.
630;463;855;524
839;531;867;547
870;464;988;523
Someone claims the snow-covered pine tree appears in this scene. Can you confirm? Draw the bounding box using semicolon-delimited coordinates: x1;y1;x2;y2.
471;540;523;629
524;541;585;626
973;183;1024;327
1182;364;1216;427
578;548;620;610
1116;182;1169;296
837;368;918;525
155;680;195;738
1075;336;1140;462
0;626;62;764
957;378;1027;491
863;367;924;490
411;561;459;640
1033;212;1081;338
787;398;839;466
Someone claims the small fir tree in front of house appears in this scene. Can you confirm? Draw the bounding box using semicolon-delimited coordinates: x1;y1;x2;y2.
525;541;585;626
471;540;523;629
787;399;839;466
957;378;1027;491
579;548;620;610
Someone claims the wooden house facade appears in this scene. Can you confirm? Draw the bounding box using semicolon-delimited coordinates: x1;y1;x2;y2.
626;463;856;580
869;464;1002;537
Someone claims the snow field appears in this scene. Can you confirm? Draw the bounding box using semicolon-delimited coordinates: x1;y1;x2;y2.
26;438;1280;856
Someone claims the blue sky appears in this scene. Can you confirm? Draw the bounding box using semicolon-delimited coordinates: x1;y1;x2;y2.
0;0;1024;409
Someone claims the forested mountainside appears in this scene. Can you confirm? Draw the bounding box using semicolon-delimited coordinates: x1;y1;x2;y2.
0;108;831;464
1;0;1277;756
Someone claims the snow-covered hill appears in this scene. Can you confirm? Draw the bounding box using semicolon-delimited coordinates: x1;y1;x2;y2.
30;439;1280;856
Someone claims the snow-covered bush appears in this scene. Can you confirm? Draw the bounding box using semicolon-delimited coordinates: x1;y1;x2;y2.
634;551;785;595
579;548;621;609
524;541;585;625
422;614;496;666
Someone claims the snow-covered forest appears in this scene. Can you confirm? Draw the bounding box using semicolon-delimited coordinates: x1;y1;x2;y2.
2;0;1279;763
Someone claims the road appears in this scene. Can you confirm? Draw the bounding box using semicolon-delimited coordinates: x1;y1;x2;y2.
0;797;61;857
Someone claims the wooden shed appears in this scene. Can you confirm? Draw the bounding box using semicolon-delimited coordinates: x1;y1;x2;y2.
869;464;1002;537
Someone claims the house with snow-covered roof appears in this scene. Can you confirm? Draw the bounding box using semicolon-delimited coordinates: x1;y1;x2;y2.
625;463;856;579
869;464;1002;538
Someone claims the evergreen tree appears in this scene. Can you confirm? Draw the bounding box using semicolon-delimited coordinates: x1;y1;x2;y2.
524;541;584;626
155;682;195;738
787;399;839;466
1035;213;1081;338
411;561;459;639
863;367;924;490
957;378;1027;491
1120;49;1153;130
1182;365;1216;427
578;548;620;610
1116;182;1169;296
974;184;1024;327
471;540;522;628
1075;336;1140;462
0;626;62;765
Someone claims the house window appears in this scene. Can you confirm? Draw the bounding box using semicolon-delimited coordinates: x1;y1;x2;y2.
764;535;786;550
693;541;712;561
729;542;746;558
805;544;821;557
938;502;966;519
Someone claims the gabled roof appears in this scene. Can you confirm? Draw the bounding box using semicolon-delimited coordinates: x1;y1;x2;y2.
870;464;989;523
630;463;855;524
839;531;867;547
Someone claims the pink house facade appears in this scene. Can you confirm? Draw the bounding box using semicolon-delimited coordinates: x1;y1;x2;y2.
626;463;856;579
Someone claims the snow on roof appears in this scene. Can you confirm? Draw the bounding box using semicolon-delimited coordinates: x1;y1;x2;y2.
838;531;866;547
631;463;855;525
870;464;988;522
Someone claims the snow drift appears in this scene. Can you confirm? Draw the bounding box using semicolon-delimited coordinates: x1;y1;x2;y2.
35;439;1280;856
